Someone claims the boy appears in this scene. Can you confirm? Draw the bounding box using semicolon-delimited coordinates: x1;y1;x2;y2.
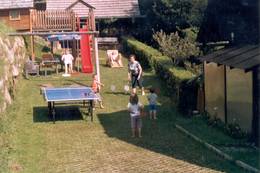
92;74;104;109
147;88;158;119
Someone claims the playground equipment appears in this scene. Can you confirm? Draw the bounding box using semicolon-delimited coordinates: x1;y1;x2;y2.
106;50;124;68
80;27;93;73
10;5;101;82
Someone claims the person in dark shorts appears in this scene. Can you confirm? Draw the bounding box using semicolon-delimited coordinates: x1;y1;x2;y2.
147;88;158;119
128;55;145;95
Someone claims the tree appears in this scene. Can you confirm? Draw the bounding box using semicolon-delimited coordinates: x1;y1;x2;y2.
153;30;200;66
136;0;208;43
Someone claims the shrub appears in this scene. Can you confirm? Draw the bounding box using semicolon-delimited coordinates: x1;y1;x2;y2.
153;30;200;66
201;112;248;139
224;122;247;139
122;37;197;113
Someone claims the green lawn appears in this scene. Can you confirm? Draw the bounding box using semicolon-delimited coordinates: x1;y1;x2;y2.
176;115;260;169
0;50;248;172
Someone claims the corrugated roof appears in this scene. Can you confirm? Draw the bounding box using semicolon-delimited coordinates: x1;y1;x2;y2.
46;0;140;18
200;45;260;71
0;0;34;9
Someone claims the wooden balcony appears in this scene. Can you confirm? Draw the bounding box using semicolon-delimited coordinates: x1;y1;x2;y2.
30;10;77;32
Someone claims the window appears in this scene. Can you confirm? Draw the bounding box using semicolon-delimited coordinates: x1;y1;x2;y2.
9;10;20;20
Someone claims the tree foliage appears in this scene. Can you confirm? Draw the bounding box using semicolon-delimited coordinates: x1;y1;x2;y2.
135;0;207;42
153;30;200;65
197;0;259;44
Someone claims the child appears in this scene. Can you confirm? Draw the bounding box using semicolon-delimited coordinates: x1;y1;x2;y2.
147;88;158;120
61;49;74;74
127;93;144;138
92;74;104;109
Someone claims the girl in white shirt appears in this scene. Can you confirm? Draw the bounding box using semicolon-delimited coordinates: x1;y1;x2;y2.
127;93;144;138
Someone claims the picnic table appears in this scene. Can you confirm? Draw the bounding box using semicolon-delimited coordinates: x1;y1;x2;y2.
42;87;99;123
40;53;61;76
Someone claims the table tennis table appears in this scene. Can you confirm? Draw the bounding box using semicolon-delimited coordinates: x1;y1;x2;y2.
43;87;99;123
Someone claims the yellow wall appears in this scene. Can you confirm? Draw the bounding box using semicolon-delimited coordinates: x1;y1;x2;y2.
226;67;253;132
204;62;225;121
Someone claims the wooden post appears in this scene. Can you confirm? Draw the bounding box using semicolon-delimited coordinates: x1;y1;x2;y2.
93;36;100;83
72;12;77;65
89;9;96;31
251;68;260;146
51;42;53;54
29;9;35;61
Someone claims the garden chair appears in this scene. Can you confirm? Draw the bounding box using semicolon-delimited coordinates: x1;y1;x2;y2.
106;50;123;68
24;60;40;79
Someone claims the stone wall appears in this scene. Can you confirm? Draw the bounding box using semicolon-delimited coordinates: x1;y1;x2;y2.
0;36;27;114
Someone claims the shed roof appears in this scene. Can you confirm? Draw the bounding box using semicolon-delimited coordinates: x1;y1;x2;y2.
200;45;260;71
0;0;34;9
46;0;140;18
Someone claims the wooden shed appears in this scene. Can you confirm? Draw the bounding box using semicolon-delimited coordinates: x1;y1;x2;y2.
46;0;141;19
0;0;34;31
200;45;260;145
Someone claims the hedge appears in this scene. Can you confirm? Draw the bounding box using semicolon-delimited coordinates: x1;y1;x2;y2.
122;37;198;114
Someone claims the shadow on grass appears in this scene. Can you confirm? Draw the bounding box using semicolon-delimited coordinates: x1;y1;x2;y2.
101;64;109;68
105;91;129;95
97;103;241;173
66;79;89;87
33;106;84;123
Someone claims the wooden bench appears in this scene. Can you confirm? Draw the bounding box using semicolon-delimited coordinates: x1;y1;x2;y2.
97;37;118;48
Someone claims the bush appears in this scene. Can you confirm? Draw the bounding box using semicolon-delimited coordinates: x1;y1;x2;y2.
122;37;197;113
153;30;200;66
224;122;247;139
201;112;248;139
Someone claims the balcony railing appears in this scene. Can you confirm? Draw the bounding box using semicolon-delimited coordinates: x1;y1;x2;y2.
30;10;77;32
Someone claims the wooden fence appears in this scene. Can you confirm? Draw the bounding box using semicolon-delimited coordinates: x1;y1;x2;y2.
30;10;77;31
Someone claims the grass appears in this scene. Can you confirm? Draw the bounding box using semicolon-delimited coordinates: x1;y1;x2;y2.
0;21;14;37
0;57;5;77
23;36;51;60
176;115;260;169
225;150;259;169
0;50;251;172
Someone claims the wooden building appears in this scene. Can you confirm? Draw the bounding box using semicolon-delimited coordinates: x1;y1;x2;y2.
200;45;260;145
0;0;34;31
198;0;259;145
46;0;141;19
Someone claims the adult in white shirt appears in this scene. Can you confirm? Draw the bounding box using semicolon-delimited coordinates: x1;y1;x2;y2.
61;49;74;74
